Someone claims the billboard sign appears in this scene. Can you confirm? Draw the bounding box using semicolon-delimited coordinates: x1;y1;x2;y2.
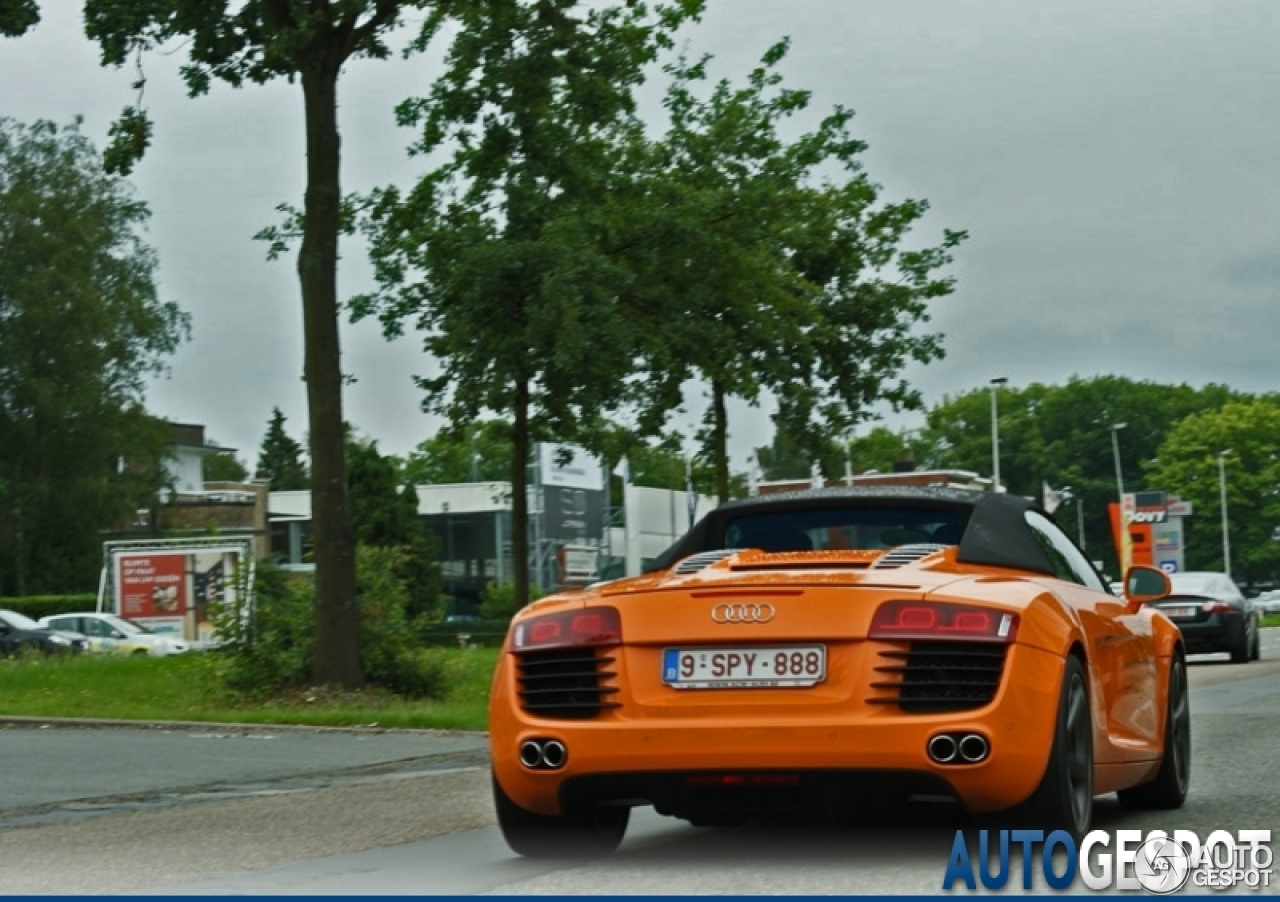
117;553;187;625
537;443;605;545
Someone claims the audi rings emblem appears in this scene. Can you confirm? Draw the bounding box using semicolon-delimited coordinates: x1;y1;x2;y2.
711;603;776;624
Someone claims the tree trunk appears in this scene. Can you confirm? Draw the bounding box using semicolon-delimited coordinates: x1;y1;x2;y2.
511;378;531;607
300;58;362;689
712;379;730;503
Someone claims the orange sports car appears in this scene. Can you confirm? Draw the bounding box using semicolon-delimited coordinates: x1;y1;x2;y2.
488;487;1190;856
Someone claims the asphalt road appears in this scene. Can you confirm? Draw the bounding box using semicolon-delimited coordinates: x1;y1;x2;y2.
2;631;1278;895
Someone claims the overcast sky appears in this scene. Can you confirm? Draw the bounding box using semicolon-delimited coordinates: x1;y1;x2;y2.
4;0;1278;471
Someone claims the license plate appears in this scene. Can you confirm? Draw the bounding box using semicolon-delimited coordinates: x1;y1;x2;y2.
662;646;826;689
1162;605;1197;619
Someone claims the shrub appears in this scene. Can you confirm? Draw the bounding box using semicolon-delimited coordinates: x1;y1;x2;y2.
214;551;447;699
477;580;543;622
0;595;98;620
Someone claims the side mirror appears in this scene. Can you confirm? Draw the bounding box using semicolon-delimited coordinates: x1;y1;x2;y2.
1124;565;1171;610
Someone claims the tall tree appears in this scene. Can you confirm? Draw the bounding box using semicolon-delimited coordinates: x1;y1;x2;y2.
1145;399;1280;585
257;407;309;491
203;445;250;483
82;0;450;687
358;0;702;607
0;117;188;595
623;41;963;501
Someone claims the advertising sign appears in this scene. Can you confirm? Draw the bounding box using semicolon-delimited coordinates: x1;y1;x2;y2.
116;553;187;621
537;443;605;544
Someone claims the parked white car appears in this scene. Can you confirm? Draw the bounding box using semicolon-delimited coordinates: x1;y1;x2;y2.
37;612;190;657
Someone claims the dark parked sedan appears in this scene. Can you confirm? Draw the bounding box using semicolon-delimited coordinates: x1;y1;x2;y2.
0;609;89;657
1148;571;1260;663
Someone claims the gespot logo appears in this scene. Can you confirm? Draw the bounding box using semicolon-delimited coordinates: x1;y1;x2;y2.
942;828;1274;893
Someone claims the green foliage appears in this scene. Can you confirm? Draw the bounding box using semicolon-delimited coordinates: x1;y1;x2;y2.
353;545;446;698
0;117;190;595
0;0;38;37
400;420;514;485
421;619;511;648
1145;398;1280;583
203;447;250;482
477;580;544;622
0;595;98;620
217;554;446;699
358;0;705;607
257;407;309;490
615;41;962;500
917;375;1248;570
348;437;443;620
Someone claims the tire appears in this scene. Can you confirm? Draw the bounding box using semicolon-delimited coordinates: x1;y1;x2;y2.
492;772;628;858
1117;654;1190;810
1250;621;1261;661
1010;655;1093;838
1230;624;1251;664
132;649;150;657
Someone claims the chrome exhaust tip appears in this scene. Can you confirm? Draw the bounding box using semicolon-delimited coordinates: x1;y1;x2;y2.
519;740;544;769
959;733;989;763
541;739;567;769
927;734;958;764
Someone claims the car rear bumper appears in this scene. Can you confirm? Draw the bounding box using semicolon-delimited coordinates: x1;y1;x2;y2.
490;642;1067;817
1175;611;1246;654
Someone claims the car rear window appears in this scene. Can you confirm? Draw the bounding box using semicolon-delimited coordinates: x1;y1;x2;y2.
723;507;967;553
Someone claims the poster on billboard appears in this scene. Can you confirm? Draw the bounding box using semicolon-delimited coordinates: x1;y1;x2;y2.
104;537;255;643
537;443;606;545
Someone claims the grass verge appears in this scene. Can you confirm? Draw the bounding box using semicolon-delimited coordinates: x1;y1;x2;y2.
1263;613;1280;629
0;648;498;731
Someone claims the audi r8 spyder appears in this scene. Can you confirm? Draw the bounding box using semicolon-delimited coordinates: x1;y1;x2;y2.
488;487;1190;857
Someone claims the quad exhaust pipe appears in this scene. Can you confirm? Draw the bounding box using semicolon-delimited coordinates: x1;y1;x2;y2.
927;732;989;765
519;738;567;770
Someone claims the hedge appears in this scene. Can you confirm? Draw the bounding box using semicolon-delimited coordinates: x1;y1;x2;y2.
0;595;98;621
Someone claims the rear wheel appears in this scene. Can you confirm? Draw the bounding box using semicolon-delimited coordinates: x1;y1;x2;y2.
492;772;628;858
1117;654;1190;810
1230;623;1251;664
1250;621;1261;661
1010;655;1093;837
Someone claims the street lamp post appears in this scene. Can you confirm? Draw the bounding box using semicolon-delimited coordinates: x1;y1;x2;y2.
1063;485;1085;548
1110;422;1129;575
989;377;1008;492
1109;423;1127;502
1219;450;1231;578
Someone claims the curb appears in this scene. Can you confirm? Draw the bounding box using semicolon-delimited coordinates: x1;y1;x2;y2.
0;714;487;737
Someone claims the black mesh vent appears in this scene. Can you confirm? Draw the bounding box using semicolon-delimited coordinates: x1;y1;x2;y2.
869;641;1007;713
517;647;620;719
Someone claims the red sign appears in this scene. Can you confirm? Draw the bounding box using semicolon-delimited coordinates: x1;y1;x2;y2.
117;554;187;618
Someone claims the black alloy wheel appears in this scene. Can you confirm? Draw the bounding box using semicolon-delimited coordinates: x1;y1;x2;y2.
1117;654;1191;810
1011;655;1094;838
491;772;629;858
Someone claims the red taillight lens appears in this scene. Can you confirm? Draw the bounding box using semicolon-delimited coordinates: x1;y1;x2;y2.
869;601;1018;643
510;607;622;651
1202;602;1235;614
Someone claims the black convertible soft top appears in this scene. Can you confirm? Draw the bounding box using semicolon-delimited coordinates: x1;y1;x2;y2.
646;486;1060;577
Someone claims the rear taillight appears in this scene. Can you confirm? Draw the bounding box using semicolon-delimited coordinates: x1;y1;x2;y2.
509;607;622;651
1202;602;1236;614
869;601;1018;643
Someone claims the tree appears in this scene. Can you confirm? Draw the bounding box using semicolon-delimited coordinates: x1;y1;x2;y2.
358;0;703;608
0;117;188;595
754;419;844;482
348;435;442;619
0;0;38;37
916;375;1246;568
81;0;452;687
1145;399;1280;585
204;442;249;483
257;407;309;491
621;41;963;501
400;420;514;486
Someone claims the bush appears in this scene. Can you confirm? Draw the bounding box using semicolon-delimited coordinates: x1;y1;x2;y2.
0;595;97;620
214;551;447;700
477;580;543;622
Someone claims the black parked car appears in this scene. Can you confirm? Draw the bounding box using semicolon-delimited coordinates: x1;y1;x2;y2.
1147;571;1261;663
0;609;89;657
